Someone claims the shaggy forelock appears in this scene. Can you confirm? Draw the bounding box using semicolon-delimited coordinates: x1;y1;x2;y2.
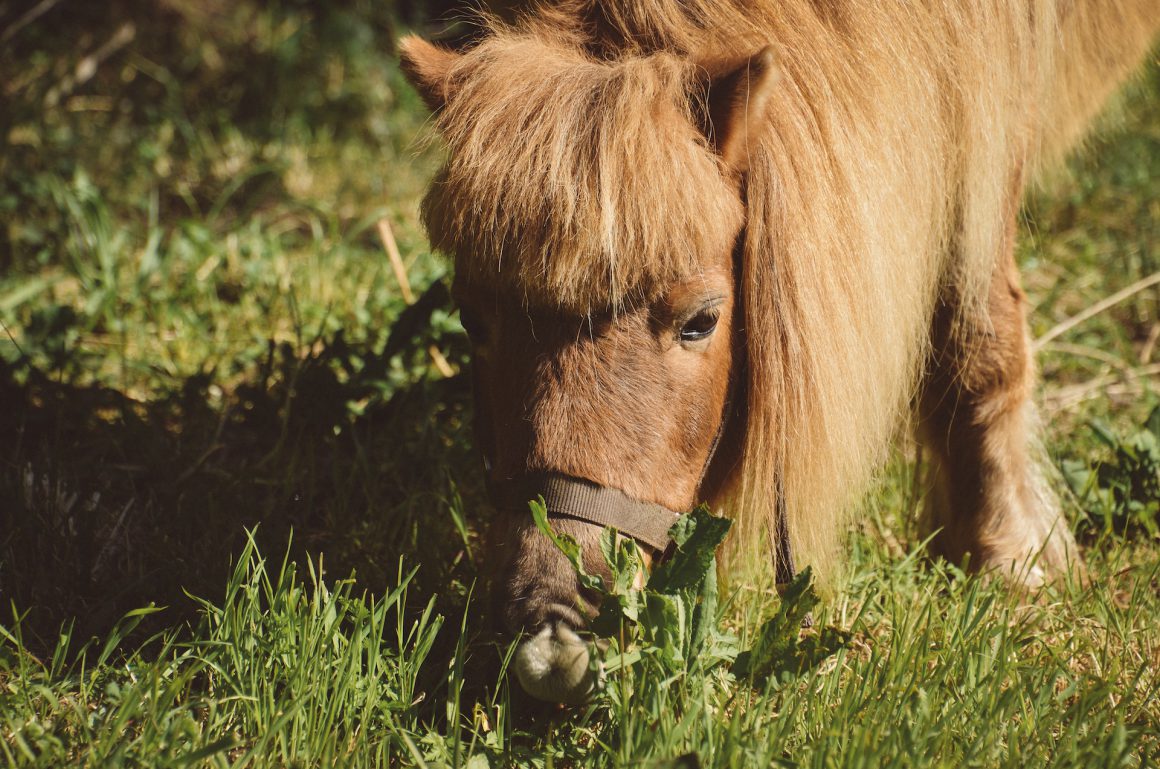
422;30;744;312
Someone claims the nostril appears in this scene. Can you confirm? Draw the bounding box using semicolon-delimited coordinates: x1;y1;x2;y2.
543;603;586;632
499;600;586;638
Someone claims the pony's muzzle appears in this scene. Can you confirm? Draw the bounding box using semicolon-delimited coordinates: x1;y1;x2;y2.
497;524;652;704
489;477;668;705
513;621;601;705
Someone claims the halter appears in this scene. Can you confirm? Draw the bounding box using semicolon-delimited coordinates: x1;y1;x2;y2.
493;472;680;551
489;388;797;585
493;472;795;585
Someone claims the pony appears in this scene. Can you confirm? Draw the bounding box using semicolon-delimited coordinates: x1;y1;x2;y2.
399;0;1160;703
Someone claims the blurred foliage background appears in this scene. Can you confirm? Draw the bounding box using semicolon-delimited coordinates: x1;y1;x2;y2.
0;0;490;646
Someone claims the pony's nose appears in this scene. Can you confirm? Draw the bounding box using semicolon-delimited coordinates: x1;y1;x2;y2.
512;620;601;705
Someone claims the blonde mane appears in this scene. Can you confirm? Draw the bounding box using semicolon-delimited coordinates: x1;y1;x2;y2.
419;0;1159;582
423;30;744;312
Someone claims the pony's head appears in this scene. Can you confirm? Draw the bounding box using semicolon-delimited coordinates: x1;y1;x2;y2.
400;28;778;704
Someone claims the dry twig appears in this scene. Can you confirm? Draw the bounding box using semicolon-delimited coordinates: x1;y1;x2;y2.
1139;322;1160;364
1;0;65;43
1044;362;1160;413
1039;341;1137;377
377;219;415;304
45;22;136;107
1035;271;1160;350
377;218;455;377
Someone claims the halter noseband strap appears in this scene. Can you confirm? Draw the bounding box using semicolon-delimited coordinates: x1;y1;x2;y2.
492;470;797;586
493;473;680;552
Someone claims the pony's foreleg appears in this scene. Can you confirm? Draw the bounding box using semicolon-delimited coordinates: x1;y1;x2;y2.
918;234;1081;588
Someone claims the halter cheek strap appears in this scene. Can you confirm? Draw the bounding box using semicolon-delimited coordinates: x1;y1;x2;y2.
772;482;796;586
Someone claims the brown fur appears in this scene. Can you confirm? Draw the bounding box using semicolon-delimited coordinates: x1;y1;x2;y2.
920;166;1075;582
400;1;1159;611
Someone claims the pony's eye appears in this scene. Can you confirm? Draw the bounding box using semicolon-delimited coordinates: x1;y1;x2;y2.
460;307;487;344
679;307;720;343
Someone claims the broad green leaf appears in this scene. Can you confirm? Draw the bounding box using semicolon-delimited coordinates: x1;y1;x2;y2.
644;593;687;668
648;506;732;593
688;556;719;659
733;567;849;684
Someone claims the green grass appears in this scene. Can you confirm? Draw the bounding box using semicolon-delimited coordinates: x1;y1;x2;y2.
1;3;1158;767
2;523;1156;767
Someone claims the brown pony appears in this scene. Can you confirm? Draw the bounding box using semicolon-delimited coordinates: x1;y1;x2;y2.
400;0;1160;703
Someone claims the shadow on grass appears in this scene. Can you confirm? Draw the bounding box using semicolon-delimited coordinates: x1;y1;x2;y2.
0;305;488;656
1;0;504;659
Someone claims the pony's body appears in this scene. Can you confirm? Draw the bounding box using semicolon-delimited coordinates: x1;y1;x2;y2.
401;1;1160;703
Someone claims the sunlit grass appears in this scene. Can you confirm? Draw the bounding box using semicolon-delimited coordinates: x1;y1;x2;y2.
2;523;1156;767
0;5;1157;767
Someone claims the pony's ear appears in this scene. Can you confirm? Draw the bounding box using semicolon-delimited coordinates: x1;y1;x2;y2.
398;35;462;112
699;46;779;172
